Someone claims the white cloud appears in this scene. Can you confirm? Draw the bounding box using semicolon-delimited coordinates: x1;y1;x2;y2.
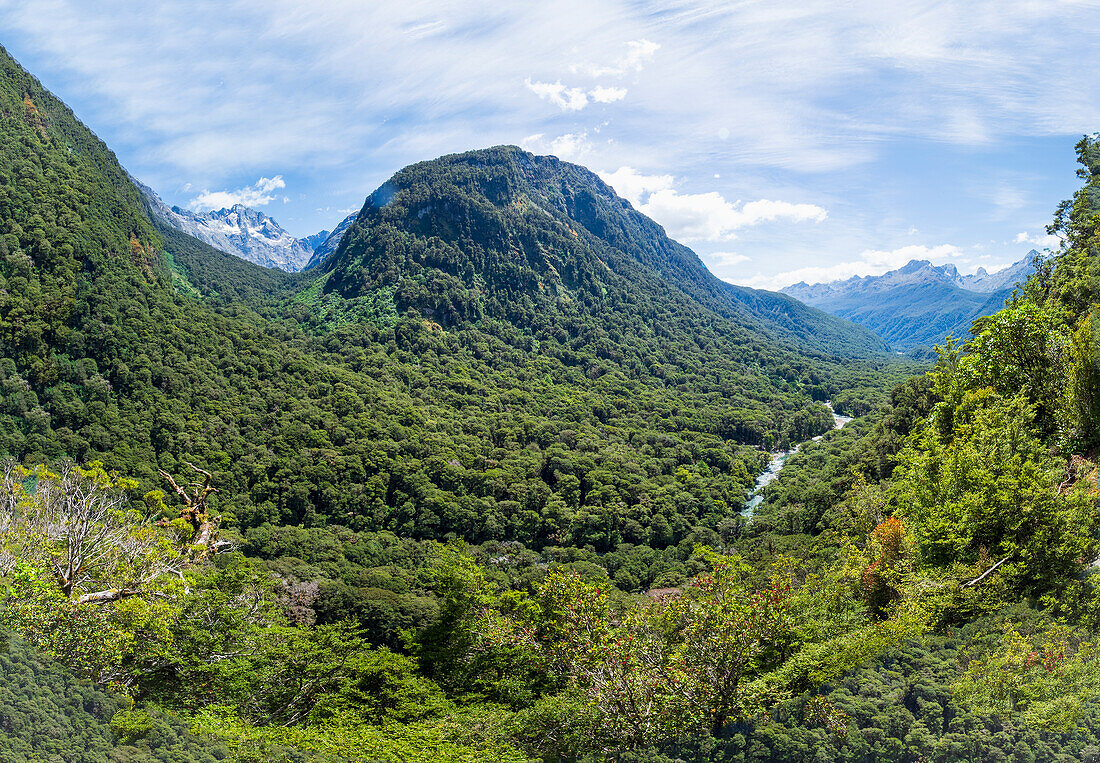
621;39;660;72
573;38;661;77
8;1;1100;182
3;1;1099;258
598;166;674;206
859;244;961;269
590;85;627;103
644;192;827;240
524;79;590;111
601;167;827;240
188;176;286;211
1014;231;1062;249
600;166;826;241
521;131;594;162
7;1;1099;187
525;79;628;111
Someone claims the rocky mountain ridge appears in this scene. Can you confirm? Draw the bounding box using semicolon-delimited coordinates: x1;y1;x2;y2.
780;253;1039;350
137;181;315;271
784;253;1037;304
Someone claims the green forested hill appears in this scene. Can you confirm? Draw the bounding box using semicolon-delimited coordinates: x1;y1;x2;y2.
0;41;900;549
0;41;917;760
152;212;302;304
315;145;890;359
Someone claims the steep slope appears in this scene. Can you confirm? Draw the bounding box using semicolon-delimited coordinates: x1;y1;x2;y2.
822;281;988;349
783;256;1035;349
139;181;314;271
149;212;301;303
299;228;331;252
304;210;356;269
314;146;888;358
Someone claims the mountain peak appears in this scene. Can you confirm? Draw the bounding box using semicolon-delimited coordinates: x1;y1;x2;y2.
313;146;888;357
780;253;1037;350
897;259;932;274
138;185;313;271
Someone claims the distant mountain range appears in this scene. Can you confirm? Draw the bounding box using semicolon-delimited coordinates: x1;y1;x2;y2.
781;254;1038;351
137;181;316;271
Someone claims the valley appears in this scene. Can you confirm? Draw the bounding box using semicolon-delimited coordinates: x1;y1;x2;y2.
782;255;1038;352
0;28;1097;763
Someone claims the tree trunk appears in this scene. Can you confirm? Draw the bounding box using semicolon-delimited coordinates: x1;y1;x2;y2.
76;588;141;605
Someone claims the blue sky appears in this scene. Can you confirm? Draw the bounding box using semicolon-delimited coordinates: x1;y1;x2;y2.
0;0;1095;288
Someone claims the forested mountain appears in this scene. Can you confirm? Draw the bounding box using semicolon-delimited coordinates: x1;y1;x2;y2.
0;39;910;547
315;146;890;358
783;255;1036;350
138;180;315;271
1;38;1098;763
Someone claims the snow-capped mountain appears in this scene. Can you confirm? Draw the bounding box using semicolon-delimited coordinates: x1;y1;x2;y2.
299;229;331;253
784;252;1037;305
137;181;314;271
957;255;1037;292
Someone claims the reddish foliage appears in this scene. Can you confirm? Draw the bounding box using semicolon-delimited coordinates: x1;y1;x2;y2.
862;517;906;615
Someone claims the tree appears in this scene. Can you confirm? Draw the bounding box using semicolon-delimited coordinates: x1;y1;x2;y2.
891;391;1099;595
954;622;1100;730
0;460;254;691
0;460;181;606
474;549;918;754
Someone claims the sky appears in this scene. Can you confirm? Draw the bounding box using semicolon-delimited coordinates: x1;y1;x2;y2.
0;0;1096;288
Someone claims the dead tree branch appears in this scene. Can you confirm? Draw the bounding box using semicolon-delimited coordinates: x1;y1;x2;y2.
962;556;1011;587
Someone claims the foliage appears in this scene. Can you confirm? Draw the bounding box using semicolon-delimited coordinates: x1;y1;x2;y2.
446;548;923;755
602;629;1100;762
891;391;1098;595
0;634;228;762
954;621;1100;730
6;39;1100;762
0;53;900;562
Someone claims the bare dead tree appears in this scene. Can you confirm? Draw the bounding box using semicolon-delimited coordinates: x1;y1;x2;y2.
962;555;1012;587
159;462;221;556
0;463;186;605
37;462;134;598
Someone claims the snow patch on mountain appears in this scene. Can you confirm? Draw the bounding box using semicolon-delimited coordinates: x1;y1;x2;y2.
783;252;1037;304
136;180;314;272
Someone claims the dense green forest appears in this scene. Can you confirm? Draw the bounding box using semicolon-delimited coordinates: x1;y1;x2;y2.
0;40;1098;762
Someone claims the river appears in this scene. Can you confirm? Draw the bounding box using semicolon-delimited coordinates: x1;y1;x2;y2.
743;402;852;518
